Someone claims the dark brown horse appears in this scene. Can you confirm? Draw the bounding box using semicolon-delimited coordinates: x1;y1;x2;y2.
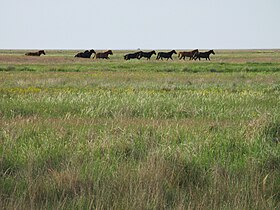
178;49;198;60
95;50;113;59
156;50;177;60
75;49;96;58
139;50;156;60
25;50;46;56
194;50;215;61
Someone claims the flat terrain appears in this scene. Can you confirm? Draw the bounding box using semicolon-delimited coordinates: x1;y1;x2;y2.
1;49;280;209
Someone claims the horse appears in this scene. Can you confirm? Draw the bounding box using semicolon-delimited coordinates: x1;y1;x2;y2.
178;49;198;60
75;49;96;58
194;50;215;61
156;50;177;60
124;51;143;60
138;50;156;60
95;50;113;59
25;50;46;56
75;50;89;58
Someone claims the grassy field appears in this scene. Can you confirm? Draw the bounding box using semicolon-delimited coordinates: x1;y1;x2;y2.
1;49;280;209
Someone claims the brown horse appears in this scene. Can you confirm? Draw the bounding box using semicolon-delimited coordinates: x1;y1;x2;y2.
178;49;198;60
25;50;46;56
95;50;113;59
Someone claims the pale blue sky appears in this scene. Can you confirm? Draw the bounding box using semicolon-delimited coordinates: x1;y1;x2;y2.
0;0;279;49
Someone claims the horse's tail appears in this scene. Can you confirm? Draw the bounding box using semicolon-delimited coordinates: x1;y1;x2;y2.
178;52;182;59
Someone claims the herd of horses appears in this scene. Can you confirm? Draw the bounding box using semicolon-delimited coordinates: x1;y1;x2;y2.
24;49;215;61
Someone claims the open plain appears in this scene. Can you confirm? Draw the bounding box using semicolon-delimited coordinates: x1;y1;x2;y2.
1;49;280;209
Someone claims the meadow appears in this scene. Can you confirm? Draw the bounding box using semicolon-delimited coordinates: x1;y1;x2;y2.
1;49;280;209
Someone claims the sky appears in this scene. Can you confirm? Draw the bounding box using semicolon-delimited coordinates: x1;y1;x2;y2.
0;0;279;50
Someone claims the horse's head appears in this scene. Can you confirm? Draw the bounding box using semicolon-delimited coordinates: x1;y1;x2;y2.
39;50;46;55
107;50;113;55
137;51;143;58
152;50;156;55
192;49;199;57
89;49;96;54
210;50;215;55
172;50;177;54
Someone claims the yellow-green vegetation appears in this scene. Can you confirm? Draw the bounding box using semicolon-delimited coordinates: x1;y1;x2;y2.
1;50;280;209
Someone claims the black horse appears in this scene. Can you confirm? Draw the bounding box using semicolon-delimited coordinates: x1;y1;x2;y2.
194;50;215;61
156;50;177;60
124;51;142;60
139;50;156;60
75;49;96;58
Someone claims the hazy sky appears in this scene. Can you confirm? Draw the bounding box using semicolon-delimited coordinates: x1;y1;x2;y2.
1;0;279;50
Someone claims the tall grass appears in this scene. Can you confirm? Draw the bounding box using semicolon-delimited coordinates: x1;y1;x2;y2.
1;50;280;209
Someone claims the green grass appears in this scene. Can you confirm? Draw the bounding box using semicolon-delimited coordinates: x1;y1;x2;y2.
1;61;280;73
1;50;280;209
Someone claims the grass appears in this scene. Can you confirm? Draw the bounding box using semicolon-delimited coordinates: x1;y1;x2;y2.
1;49;280;209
